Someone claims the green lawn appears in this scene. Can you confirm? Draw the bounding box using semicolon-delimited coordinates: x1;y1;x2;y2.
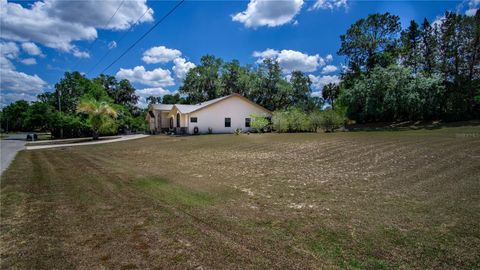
1;126;479;269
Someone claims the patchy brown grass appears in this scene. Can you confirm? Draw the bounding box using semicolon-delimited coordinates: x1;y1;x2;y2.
1;126;479;269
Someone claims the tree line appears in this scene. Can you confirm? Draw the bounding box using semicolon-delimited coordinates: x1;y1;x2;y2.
338;11;480;122
174;11;479;125
0;72;146;137
1;11;478;136
178;57;323;112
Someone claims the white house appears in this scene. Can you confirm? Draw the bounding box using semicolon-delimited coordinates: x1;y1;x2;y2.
147;93;272;134
147;94;272;134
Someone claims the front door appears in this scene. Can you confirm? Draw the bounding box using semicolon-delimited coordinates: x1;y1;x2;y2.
170;117;173;129
176;113;180;128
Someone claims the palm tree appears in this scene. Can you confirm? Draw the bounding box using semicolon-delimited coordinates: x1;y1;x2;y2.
77;98;118;140
322;83;340;110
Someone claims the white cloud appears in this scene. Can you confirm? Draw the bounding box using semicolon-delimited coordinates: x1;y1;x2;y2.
325;54;333;62
232;0;304;28
253;48;325;73
116;66;174;87
464;0;479;16
253;48;279;62
21;42;44;56
136;87;172;97
142;46;182;64
172;58;196;80
0;0;153;54
321;65;337;74
0;55;14;70
278;50;323;72
0;42;19;60
0;67;46;94
136;87;175;108
20;58;37;65
0;60;47;107
309;74;340;91
311;0;348;10
466;8;478;15
48;0;154;30
72;48;90;58
108;41;117;50
0;92;37;108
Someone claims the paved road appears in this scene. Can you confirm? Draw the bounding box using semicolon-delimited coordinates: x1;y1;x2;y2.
1;133;27;175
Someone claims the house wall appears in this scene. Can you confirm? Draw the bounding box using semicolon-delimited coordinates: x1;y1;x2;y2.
168;107;189;128
148;114;155;131
187;96;271;134
148;111;171;133
158;111;170;129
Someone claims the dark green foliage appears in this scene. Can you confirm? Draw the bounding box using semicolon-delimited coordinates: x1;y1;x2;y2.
1;72;146;137
290;71;315;111
401;20;422;73
162;93;187;104
54;71;97;114
0;100;30;131
420;18;438;74
179;55;223;103
341;66;445;122
180;57;320;112
93;74;139;112
338;13;401;73
147;96;162;105
220;60;252;97
24;102;57;131
340;12;480;122
322;83;340;110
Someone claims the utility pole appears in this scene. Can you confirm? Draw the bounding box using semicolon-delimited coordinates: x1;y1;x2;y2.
58;89;63;138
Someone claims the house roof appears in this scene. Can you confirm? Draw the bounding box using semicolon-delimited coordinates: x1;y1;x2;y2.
173;95;235;114
153;93;272;115
151;104;173;111
173;104;203;114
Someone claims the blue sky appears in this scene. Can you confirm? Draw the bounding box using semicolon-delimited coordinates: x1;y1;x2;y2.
1;0;478;107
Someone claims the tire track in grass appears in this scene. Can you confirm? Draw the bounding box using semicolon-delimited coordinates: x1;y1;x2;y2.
54;147;287;268
1;150;79;269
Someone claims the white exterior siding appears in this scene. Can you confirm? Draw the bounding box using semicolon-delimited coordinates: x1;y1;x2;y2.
148;111;170;132
187;96;270;134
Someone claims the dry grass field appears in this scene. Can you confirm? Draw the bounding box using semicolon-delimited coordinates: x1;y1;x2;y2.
1;126;479;269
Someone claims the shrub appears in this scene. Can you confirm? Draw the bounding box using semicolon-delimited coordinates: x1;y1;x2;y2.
250;114;269;133
234;128;242;135
272;108;311;132
309;110;323;132
272;111;289;132
319;110;344;132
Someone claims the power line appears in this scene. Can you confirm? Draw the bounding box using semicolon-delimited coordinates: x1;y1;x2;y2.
71;0;125;71
86;6;152;76
99;0;185;75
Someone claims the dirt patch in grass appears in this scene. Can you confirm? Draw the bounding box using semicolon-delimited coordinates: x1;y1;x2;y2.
1;125;479;269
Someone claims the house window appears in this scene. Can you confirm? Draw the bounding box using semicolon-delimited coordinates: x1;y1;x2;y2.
245;118;251;127
225;117;231;127
190;117;198;123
